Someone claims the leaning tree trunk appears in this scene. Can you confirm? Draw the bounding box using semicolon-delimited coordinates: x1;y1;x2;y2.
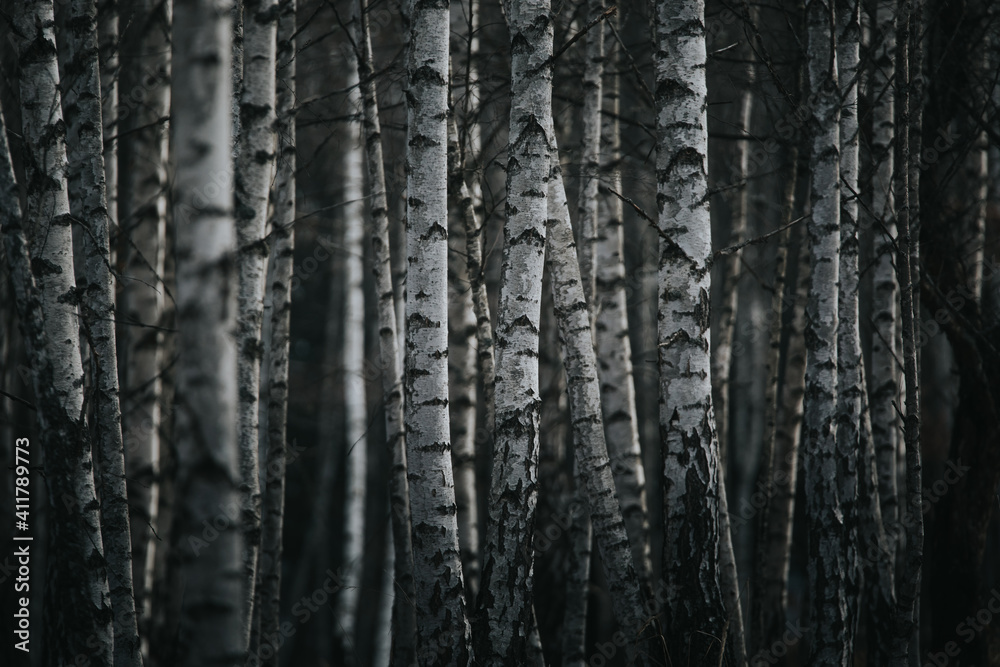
233;0;278;647
13;4;116;665
169;1;244;664
351;0;418;662
335;64;368;665
255;1;295;664
802;1;848;663
654;0;731;663
404;1;473;663
3;31;115;658
58;0;143;663
835;0;862;656
594;12;652;587
473;0;552;662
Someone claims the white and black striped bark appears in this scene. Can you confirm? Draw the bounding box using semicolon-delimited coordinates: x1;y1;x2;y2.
803;1;848;663
2;54;114;661
98;0;118;227
654;0;731;662
474;0;552;661
405;1;473;663
335;64;368;664
576;0;604;305
594;16;652;588
547;163;656;665
255;2;294;663
170;1;244;663
58;0;143;662
234;0;277;644
351;0;417;661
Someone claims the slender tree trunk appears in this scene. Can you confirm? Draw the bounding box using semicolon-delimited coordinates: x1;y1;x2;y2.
405;1;473;663
576;0;604;305
335;65;368;665
13;4;116;664
594;13;652;587
474;0;552;661
351;0;417;662
98;0;118;229
234;0;278;646
654;0;731;662
169;1;244;663
802;1;848;664
255;2;295;663
58;0;143;663
835;0;862;656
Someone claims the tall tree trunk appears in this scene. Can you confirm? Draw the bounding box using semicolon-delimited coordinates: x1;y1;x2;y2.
336;65;368;665
98;0;118;230
594;13;652;587
351;0;417;662
58;0;143;663
835;0;862;656
802;1;847;664
405;1;473;663
255;2;295;663
576;0;604;306
234;0;278;646
654;0;731;662
169;1;244;663
13;3;116;664
474;0;552;661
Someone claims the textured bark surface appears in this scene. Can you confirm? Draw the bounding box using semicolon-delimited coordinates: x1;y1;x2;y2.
118;0;171;643
169;1;244;663
351;1;417;662
474;0;552;662
802;1;847;663
256;3;294;663
3;51;115;661
233;0;278;644
58;0;143;663
576;0;604;306
97;0;118;227
654;0;731;663
404;1;473;664
594;15;652;588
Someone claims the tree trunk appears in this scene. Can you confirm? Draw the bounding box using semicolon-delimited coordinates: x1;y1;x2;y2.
169;1;244;663
234;0;278;645
405;0;473;663
58;0;143;663
474;0;552;661
654;0;731;662
98;0;118;229
576;0;604;306
255;2;295;663
351;0;418;661
802;1;848;664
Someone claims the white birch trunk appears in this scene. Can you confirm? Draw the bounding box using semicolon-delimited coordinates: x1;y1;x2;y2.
58;0;143;662
405;2;472;663
255;2;295;663
654;0;731;662
98;0;118;229
474;0;552;661
170;1;244;663
233;0;278;644
576;0;604;305
802;1;847;663
336;67;368;662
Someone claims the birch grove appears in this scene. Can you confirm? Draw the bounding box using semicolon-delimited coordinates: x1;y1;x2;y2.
5;0;1000;664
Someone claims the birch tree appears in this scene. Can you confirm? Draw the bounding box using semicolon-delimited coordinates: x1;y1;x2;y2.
4;13;116;650
256;2;295;663
233;0;278;643
58;0;142;662
170;1;244;663
350;0;418;661
654;0;731;662
474;0;552;661
404;0;472;662
98;0;118;227
576;0;604;304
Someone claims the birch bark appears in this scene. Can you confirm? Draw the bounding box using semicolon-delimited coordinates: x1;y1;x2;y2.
576;0;603;305
654;0;731;662
405;1;473;663
233;0;278;643
351;0;417;661
58;0;142;662
98;0;118;228
170;1;244;663
474;0;552;661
